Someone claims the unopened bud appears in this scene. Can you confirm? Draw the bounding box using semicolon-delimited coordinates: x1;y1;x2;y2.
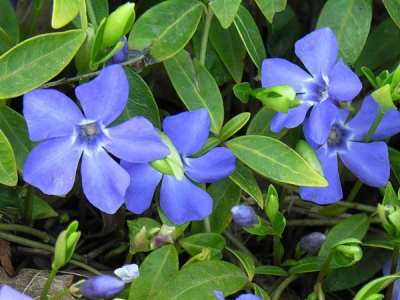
151;225;176;249
80;275;124;300
114;264;139;283
231;204;257;228
299;232;326;255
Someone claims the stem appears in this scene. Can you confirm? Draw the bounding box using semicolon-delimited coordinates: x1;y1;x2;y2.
224;231;260;265
271;274;299;300
26;0;44;37
204;217;211;233
48;288;70;300
313;252;334;299
40;267;58;300
79;0;88;32
42;55;145;88
0;223;54;242
365;110;385;142
85;0;98;29
273;236;281;265
199;9;213;65
24;187;33;225
286;217;381;227
344;180;363;204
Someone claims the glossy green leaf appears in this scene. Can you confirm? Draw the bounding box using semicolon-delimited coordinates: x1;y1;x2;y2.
0;106;32;170
229;161;263;208
129;0;204;61
129;245;179;300
317;0;372;64
233;5;266;69
226;135;328;187
255;265;288;277
319;214;370;257
115;68;161;128
164;50;224;134
52;0;81;29
383;0;400;28
0;0;19;54
0;129;17;186
254;0;287;23
252;283;271;300
179;233;225;258
0;30;86;99
210;0;241;29
208;179;241;233
220;112;250;141
90;0;109;24
246;107;277;137
226;247;255;281
289;256;326;274
209;18;245;83
354;274;400;300
153;261;248;300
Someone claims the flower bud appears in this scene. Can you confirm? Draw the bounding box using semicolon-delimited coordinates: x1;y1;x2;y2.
299;232;326;255
102;2;135;48
251;85;297;113
53;221;81;270
151;225;176;249
231;204;257;228
114;264;139;283
80;275;124;300
109;37;129;64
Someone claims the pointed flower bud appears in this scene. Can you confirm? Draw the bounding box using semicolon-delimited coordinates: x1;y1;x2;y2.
53;221;81;270
231;204;257;228
151;225;176;249
80;275;125;300
299;232;326;255
114;264;140;283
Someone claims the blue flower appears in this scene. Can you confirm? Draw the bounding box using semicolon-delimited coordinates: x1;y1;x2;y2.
214;290;262;300
121;109;236;224
80;275;125;299
109;36;129;64
300;96;400;204
231;204;257;227
0;285;32;300
22;65;169;214
261;28;362;144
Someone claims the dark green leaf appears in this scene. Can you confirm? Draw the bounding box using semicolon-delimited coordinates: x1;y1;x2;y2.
0;0;19;54
246;107;277;137
226;247;255;281
255;265;288;277
383;0;400;28
210;0;241;29
255;0;287;23
220;112;250;141
179;233;225;258
0;129;17;186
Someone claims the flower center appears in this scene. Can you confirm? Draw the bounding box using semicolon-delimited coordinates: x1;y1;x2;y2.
318;86;329;102
79;122;100;140
327;123;350;149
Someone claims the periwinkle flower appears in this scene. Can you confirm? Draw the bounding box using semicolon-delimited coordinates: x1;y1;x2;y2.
214;290;262;300
383;259;400;300
231;204;257;228
22;65;169;214
0;285;32;300
109;36;129;64
299;232;326;255
122;109;236;224
262;28;362;144
300;96;400;204
114;264;139;283
80;275;125;299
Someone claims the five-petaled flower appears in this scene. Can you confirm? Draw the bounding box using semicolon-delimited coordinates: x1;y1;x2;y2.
22;65;169;214
300;96;400;204
122;109;236;224
261;27;362;145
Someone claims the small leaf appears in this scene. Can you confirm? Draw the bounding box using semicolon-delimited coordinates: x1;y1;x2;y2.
210;0;241;28
254;0;287;23
233;5;266;69
129;0;204;62
52;0;81;29
220;112;250;141
179;233;225;258
255;265;288;277
354;274;400;300
0;129;17;186
246;107;277;137
0;0;19;54
31;195;58;220
226;135;328;187
383;0;400;28
0;30;86;99
226;247;256;281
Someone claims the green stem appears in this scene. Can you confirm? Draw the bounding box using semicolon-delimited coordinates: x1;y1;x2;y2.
365;110;385;142
40;267;58;300
313;252;334;299
85;0;98;29
344;180;363;204
80;0;88;32
0;223;54;242
199;8;213;65
204;217;211;233
48;288;70;300
286;217;380;227
273;236;281;265
26;0;44;37
271;274;299;300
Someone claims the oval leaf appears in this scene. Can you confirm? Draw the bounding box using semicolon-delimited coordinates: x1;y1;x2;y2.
0;30;86;99
226;135;327;187
210;0;241;29
0;0;19;53
0;129;17;186
255;0;287;23
180;233;225;258
52;0;81;29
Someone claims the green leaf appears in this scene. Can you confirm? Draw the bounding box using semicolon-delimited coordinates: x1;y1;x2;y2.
32;195;58;220
0;106;32;170
0;129;17;186
226;247;255;281
383;0;400;28
319;214;370;257
255;265;288;277
317;0;372;64
52;0;81;29
90;0;109;24
164;50;224;134
354;274;400;300
246;107;278;137
229;161;263;208
390;147;400;185
179;233;225;258
210;0;241;29
289;256;326;274
0;30;86;99
0;0;19;54
129;0;204;62
209;18;246;83
129;245;179;300
254;0;287;23
153;260;248;300
220;112;250;141
233;5;266;70
252;283;271;300
127;218;161;240
226;135;328;187
208;178;241;233
114;68;161;128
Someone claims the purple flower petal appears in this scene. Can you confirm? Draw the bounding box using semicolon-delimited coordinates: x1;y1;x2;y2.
213;290;225;300
23;137;82;196
0;285;32;300
328;59;361;101
300;147;342;204
303;101;339;145
109;37;128;64
295;27;338;77
160;176;213;224
163;109;210;156
184;147;236;183
339;141;389;187
270;102;311;133
23;89;84;141
105;116;169;163
261;58;312;92
121;162;162;214
81;148;129;214
75;65;128;126
374;108;400;140
80;275;125;300
236;294;262;300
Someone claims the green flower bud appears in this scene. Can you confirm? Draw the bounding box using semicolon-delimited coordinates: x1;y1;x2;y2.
150;225;176;249
132;227;151;253
333;244;362;266
53;221;81;270
75;26;96;74
251;85;298;113
102;2;135;48
371;85;395;112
